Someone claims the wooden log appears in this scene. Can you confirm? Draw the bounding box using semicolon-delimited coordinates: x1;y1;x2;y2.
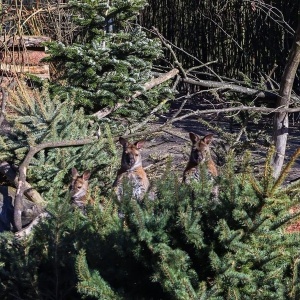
0;186;43;232
0;50;48;65
0;63;50;79
0;35;51;49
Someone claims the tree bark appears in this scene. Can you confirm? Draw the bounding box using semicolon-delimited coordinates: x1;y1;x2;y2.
14;138;95;231
272;14;300;179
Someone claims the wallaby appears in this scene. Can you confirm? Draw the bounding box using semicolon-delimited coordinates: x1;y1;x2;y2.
113;137;150;201
70;167;91;209
15;167;91;238
183;132;218;184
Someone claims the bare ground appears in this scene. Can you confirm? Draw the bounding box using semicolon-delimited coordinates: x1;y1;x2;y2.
140;100;300;233
141;99;300;183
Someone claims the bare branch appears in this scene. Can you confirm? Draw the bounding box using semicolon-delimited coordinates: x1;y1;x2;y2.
0;161;45;205
169;105;300;123
13;138;95;231
180;76;300;102
2;3;69;24
149;27;223;83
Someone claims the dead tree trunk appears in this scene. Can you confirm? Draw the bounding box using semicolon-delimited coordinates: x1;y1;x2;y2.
273;15;300;179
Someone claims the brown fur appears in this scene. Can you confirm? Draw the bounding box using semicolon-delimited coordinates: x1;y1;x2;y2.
70;167;91;208
183;132;218;183
113;137;150;201
15;167;91;238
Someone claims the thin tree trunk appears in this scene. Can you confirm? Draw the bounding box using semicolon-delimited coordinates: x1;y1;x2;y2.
273;13;300;178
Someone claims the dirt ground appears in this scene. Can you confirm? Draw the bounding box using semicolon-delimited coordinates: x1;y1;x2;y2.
140;98;300;183
139;100;300;233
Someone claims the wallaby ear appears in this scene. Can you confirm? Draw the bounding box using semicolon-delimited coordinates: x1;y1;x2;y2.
119;137;128;147
135;140;145;149
189;132;200;144
82;170;91;181
72;167;79;179
202;134;214;145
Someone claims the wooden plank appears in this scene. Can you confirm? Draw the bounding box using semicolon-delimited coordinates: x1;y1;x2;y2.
0;36;51;49
0;63;50;79
0;50;48;65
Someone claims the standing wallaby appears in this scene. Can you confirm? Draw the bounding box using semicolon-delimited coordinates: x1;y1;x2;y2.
183;132;218;184
70;167;91;209
113;137;150;201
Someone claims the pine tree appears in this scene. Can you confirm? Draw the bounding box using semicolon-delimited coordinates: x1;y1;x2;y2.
0;81;118;198
0;80;120;298
75;151;300;299
46;0;168;116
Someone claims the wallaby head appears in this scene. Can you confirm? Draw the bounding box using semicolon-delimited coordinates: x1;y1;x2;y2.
188;132;214;165
119;137;145;171
70;167;91;205
183;132;218;183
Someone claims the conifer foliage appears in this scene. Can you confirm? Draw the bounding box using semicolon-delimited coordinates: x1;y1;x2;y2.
1;1;300;299
46;0;165;115
0;82;116;197
75;152;300;299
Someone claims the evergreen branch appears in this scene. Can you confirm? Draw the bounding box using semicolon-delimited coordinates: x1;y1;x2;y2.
76;249;91;282
271;209;300;231
249;174;263;197
93;68;179;119
14;138;96;231
271;148;300;195
76;249;120;299
291;257;300;299
278;179;300;196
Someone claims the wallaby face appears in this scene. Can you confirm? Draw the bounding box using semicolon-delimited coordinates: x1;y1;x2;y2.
188;132;213;165
70;168;91;207
183;132;218;183
113;137;149;201
119;137;144;171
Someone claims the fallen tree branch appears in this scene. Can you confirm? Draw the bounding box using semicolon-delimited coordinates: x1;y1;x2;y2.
93;68;179;119
150;27;223;82
0;161;45;205
168;105;300;123
180;77;300;102
15;212;50;239
119;102;300;145
14;138;95;231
